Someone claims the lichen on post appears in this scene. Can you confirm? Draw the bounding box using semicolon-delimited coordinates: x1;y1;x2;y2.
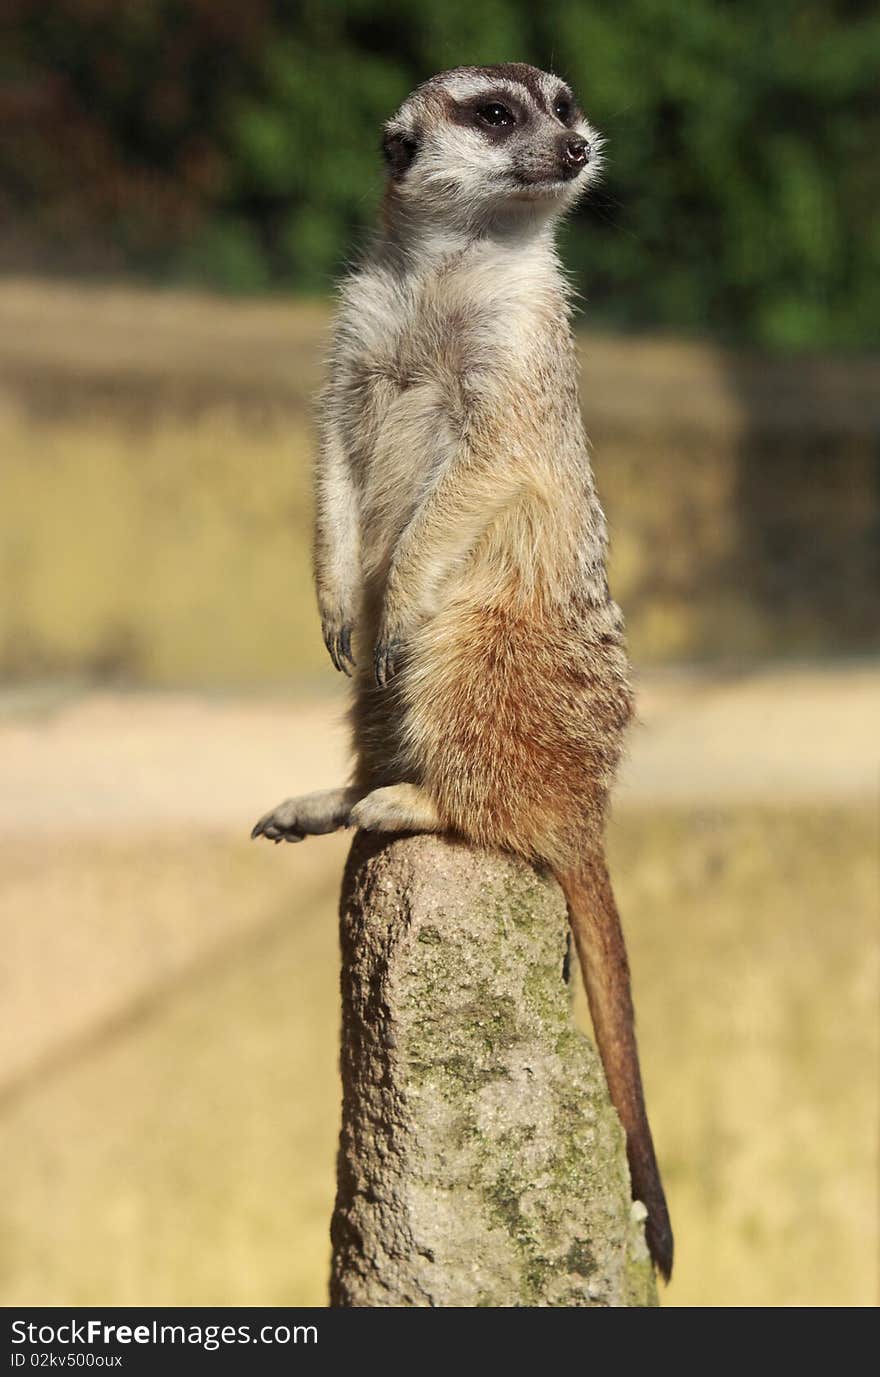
329;830;657;1308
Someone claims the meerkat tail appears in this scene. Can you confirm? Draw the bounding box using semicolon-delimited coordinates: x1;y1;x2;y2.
555;858;674;1282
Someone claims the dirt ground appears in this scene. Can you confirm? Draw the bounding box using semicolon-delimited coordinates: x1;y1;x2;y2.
1;665;877;1307
2;663;876;841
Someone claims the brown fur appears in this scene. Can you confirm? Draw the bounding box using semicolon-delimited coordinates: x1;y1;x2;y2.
560;860;672;1279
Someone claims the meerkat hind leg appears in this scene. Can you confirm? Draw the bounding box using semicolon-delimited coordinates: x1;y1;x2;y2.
251;786;366;843
349;783;440;836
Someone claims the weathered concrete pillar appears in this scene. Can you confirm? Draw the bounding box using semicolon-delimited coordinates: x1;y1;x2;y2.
329;831;656;1308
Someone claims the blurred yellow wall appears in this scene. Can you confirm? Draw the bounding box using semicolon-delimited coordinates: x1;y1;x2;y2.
2;280;878;685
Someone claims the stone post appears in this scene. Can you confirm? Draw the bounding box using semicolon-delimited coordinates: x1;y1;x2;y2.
329;831;656;1307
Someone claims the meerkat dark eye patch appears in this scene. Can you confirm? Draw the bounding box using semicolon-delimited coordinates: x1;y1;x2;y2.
382;129;419;178
447;91;525;137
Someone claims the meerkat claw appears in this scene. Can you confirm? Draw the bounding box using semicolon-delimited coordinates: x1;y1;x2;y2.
373;638;402;688
323;622;356;677
338;625;355;674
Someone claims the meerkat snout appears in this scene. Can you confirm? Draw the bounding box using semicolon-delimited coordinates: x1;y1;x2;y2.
561;134;589;177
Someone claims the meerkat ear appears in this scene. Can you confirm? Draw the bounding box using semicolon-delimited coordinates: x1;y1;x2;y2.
382;125;419;179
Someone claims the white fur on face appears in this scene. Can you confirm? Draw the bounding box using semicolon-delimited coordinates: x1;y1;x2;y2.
440;72;510;102
386;67;602;233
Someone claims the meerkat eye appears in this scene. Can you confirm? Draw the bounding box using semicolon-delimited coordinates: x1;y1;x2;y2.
477;102;515;128
553;95;572;123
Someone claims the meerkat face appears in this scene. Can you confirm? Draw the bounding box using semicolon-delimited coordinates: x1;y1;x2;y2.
382;64;601;230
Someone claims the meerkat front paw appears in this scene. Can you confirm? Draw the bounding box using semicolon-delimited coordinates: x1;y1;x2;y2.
322;617;356;676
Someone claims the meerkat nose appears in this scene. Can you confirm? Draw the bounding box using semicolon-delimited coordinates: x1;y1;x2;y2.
561;136;589;176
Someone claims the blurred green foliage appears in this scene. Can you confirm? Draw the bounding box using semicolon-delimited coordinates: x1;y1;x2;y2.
2;0;878;347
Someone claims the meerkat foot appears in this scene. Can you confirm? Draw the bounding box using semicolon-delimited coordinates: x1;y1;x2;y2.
251;787;365;843
348;783;440;835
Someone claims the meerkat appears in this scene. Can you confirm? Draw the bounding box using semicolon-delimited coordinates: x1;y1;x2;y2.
252;63;673;1280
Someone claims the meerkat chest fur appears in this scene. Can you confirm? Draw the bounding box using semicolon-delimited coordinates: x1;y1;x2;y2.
332;238;610;620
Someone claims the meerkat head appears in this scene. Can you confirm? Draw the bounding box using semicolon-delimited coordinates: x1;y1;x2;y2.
381;64;602;235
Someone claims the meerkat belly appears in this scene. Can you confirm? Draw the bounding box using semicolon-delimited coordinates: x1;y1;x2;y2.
359;381;459;587
397;531;634;864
